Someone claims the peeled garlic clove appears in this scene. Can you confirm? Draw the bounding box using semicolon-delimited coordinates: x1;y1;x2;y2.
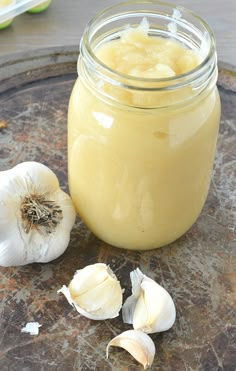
57;263;123;320
122;268;176;334
106;329;155;370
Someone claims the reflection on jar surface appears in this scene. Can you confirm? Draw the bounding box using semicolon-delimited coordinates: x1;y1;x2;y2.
68;1;221;250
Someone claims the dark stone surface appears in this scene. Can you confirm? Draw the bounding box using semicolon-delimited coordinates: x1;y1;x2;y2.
0;51;235;370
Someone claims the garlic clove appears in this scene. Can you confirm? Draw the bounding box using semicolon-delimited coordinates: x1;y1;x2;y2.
133;280;176;333
122;268;176;334
106;329;155;370
69;263;111;297
74;274;121;313
58;263;123;320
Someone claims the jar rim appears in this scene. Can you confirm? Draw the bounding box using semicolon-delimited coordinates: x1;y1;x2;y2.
80;0;217;92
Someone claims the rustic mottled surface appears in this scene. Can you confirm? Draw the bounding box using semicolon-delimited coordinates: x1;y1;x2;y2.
0;63;235;370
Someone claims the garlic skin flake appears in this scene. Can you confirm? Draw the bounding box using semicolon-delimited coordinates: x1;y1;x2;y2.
0;162;76;267
106;329;155;370
58;263;123;320
21;322;42;336
122;268;176;334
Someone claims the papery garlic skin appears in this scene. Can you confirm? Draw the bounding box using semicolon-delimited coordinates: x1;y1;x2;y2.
57;263;123;320
106;329;155;370
21;322;42;336
0;162;76;267
122;268;176;334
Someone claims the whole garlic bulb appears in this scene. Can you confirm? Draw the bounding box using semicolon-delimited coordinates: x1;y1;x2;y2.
122;268;176;334
0;161;76;266
58;263;123;320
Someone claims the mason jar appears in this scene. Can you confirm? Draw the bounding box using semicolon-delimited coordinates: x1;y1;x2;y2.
68;1;221;250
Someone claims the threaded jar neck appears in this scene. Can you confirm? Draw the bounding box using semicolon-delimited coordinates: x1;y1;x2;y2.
79;1;218;108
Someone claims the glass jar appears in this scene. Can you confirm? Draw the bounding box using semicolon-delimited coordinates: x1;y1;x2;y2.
68;1;220;250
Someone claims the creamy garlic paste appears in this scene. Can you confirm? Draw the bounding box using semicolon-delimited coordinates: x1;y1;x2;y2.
68;21;220;250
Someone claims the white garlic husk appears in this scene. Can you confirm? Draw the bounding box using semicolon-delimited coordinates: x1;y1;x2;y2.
122;268;176;334
106;329;155;370
21;322;42;336
57;263;123;320
0;161;76;267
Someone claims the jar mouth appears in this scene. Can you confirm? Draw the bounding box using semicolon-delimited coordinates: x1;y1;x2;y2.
80;0;217;92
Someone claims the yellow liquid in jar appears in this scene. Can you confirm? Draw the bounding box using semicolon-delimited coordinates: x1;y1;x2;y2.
68;25;220;250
